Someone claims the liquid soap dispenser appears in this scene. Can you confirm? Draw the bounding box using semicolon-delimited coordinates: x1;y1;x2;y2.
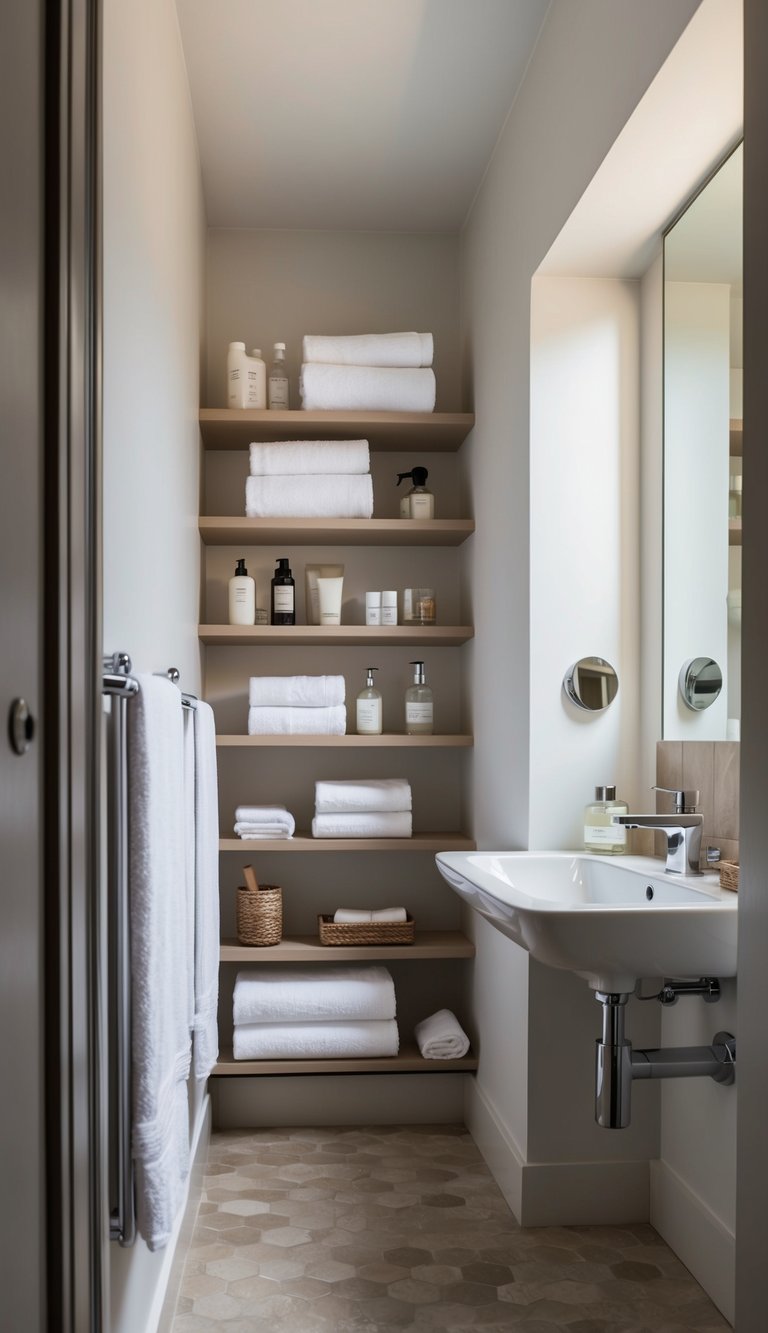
270;557;295;625
396;467;434;518
228;558;256;625
356;667;382;735
405;660;433;734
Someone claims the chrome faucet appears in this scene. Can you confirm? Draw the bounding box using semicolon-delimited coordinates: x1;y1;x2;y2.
612;787;703;876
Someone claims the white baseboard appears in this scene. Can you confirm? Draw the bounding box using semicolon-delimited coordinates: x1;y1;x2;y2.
465;1080;649;1227
650;1159;735;1325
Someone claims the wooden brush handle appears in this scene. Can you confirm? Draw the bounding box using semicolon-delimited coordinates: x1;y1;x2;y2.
243;863;260;893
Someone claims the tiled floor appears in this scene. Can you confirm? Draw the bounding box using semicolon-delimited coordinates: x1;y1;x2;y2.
169;1125;730;1332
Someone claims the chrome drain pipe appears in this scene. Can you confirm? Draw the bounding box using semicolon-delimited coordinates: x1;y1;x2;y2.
594;991;735;1128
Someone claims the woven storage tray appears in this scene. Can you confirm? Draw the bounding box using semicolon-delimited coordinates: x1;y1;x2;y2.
237;885;283;946
318;913;415;946
719;861;739;892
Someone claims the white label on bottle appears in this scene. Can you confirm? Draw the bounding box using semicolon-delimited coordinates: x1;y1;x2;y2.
410;493;432;519
356;699;381;732
233;586;248;603
406;702;433;725
584;824;627;846
273;586;294;612
365;608;382;625
381;606;397;625
268;375;289;409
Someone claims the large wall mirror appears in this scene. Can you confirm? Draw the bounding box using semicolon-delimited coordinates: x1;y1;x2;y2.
663;142;742;741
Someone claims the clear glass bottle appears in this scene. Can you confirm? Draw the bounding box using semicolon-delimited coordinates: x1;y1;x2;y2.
396;466;434;518
405;660;433;735
268;342;290;409
356;667;382;735
583;784;628;855
270;557;295;625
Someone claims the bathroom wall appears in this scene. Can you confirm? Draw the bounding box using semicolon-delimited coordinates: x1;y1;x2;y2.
102;0;207;1329
459;0;701;1223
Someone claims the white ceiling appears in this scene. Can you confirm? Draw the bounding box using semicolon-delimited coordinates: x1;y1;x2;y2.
175;0;551;232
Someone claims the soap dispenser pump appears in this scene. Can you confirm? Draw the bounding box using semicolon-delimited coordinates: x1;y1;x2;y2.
405;660;433;734
396;467;434;519
270;557;295;625
228;558;256;625
356;667;382;735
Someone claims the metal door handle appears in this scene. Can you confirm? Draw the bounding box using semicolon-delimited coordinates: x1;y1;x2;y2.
8;698;35;755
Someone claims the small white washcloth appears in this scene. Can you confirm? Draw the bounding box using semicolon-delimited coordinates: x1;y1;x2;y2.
333;907;408;924
312;811;412;839
414;1009;470;1060
245;473;373;518
233;1019;400;1061
233;965;396;1025
192;701;220;1081
249;675;345;709
315;778;412;815
234;804;295;839
302;332;433;368
249;439;370;476
300;364;436;413
248;705;347;736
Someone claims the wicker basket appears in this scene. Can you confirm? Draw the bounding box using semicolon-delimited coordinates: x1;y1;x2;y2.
237;885;283;946
719;861;739;892
318;913;415;946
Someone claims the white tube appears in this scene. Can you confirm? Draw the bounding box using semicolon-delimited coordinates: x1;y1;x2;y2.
317;576;344;626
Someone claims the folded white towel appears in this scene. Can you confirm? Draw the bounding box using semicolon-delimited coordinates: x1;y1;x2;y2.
233;965;396;1024
235;803;291;824
249;439;370;476
314;777;412;815
333;907;408;923
312;811;412;839
414;1009;470;1060
245;473;373;518
300;364;436;413
233;1019;400;1061
249;675;345;709
248;705;347;736
235;823;294;840
302;332;433;368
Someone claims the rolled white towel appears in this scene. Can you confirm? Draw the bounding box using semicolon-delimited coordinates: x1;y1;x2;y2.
233;964;396;1024
314;777;412;815
249;439;370;476
302;332;433;368
245;473;373;519
332;907;408;923
248;705;347;736
414;1009;470;1060
249;676;345;709
372;907;408;922
300;364;436;413
311;811;412;839
233;1018;400;1061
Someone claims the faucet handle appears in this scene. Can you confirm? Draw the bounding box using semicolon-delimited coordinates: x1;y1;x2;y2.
652;785;700;814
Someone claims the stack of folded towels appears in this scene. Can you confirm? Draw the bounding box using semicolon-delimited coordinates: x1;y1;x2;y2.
246;438;373;518
232;964;399;1060
300;332;436;413
248;675;346;736
233;805;295;840
312;777;412;839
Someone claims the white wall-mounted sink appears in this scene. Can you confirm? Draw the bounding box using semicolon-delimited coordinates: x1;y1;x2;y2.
435;851;737;992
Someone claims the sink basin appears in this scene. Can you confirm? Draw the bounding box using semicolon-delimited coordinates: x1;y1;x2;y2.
435;851;737;992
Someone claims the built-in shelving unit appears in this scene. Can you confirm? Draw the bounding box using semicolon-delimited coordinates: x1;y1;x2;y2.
200;624;473;647
216;733;473;748
219;833;476;853
213;1044;478;1076
199;407;474;452
219;931;475;963
199;516;475;547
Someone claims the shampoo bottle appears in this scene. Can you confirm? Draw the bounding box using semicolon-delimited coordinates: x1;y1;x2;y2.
396;467;434;519
268;342;290;409
270;557;295;625
583;784;628;855
248;348;267;409
227;342;266;408
405;660;433;735
356;667;382;735
228;558;256;625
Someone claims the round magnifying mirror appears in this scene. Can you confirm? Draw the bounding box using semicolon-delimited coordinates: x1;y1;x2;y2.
563;657;619;712
678;657;723;711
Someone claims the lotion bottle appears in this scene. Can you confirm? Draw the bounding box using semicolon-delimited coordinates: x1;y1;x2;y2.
270;557;295;625
583;784;628;855
356;667;382;735
268;342;290;409
405;660;433;735
248;348;267;409
396;467;434;519
228;558;256;625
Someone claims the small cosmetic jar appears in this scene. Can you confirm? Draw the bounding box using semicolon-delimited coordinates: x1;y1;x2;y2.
381;591;398;626
403;588;436;625
365;591;382;625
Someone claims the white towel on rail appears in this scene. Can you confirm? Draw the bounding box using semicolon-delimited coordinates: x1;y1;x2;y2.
314;777;412;815
233;1019;400;1061
182;709;196;1029
233;965;396;1025
245;473;373;519
249;439;370;476
248;675;345;709
248;705;347;736
300;364;436;413
302;332;433;368
414;1008;470;1060
311;811;412;839
128;674;191;1252
192;701;220;1081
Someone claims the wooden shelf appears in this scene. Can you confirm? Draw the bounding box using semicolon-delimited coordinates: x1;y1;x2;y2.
730;419;742;457
216;733;473;748
729;518;742;546
199;408;474;452
199;516;474;547
219;832;476;853
212;1041;478;1076
200;624;473;647
220;930;475;963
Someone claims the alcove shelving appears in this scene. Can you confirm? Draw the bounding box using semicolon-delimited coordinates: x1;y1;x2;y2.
199;407;474;451
200;517;475;547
